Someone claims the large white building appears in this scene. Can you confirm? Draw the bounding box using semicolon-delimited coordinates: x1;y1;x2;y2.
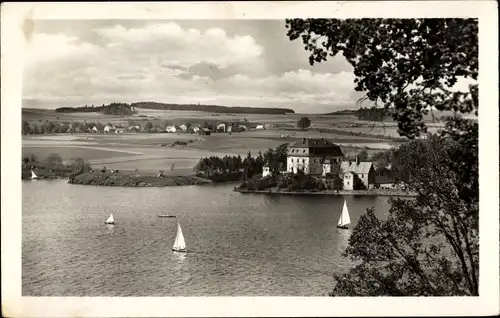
286;138;343;175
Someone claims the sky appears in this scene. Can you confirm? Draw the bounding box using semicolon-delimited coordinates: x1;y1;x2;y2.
22;19;365;114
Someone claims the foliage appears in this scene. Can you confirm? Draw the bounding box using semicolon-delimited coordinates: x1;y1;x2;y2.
131;101;294;115
286;18;478;296
297;116;311;130
325;172;343;191
195;153;263;183
70;157;92;175
45;153;63;169
56;102;136;116
331;136;478;296
263;143;288;175
357;150;368;162
285;18;478;139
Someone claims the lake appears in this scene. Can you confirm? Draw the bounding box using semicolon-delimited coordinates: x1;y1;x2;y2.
22;179;392;296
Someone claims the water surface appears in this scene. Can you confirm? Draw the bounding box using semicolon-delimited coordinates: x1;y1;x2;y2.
22;180;391;296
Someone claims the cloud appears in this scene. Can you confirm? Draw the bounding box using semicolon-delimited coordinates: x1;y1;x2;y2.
24;33;99;65
23;21;360;113
96;22;264;68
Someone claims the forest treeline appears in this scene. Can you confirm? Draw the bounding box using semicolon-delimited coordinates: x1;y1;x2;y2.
132;102;295;114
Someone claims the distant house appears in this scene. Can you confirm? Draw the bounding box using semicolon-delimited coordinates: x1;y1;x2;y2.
179;124;188;132
104;125;116;133
262;165;272;178
115;128;125;134
128;125;141;132
340;158;375;190
192;126;200;133
227;125;232;133
92;126;98;133
199;128;212;135
216;123;227;132
256;124;265;130
166;125;177;133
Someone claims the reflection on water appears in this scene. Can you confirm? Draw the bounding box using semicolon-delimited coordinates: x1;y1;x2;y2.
22;180;392;296
105;224;115;234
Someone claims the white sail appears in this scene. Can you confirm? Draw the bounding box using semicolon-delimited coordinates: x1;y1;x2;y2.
31;170;38;179
105;214;114;224
173;222;186;251
338;200;351;226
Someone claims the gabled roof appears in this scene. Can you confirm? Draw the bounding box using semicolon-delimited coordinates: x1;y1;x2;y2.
341;161;374;175
290;138;336;148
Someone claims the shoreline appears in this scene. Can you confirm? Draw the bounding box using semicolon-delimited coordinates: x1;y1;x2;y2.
234;188;417;197
68;172;213;187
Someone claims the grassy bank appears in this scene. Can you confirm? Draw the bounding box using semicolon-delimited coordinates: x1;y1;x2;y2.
234;187;417;197
68;171;212;187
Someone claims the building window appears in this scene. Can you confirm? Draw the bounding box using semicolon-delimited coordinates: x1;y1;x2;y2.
302;159;305;163
303;149;305;153
291;159;294;162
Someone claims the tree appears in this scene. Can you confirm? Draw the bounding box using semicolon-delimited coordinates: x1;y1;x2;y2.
285;18;478;139
297;117;311;130
145;121;153;131
45;153;63;169
371;150;393;169
22;157;30;168
331;136;478;296
357;150;368;162
286;19;478;296
22;121;31;135
70;158;91;175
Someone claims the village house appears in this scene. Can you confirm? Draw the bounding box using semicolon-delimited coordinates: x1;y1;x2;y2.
192;126;200;133
92;126;98;133
166;125;177;133
216;122;227;132
128;125;141;132
256;124;265;130
286;138;343;175
199;128;212;135
104;125;116;133
262;165;272;177
179;124;188;132
115;128;125;134
340;158;375;190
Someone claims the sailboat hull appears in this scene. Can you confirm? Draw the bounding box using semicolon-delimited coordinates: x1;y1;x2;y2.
336;225;348;229
172;248;186;252
105;222;115;224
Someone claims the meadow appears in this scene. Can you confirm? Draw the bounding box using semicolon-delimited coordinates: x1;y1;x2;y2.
22;107;455;174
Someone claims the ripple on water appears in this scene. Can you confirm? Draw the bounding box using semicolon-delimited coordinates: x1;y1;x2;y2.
22;180;391;296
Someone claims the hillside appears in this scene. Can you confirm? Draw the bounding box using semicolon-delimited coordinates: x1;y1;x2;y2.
55;103;136;116
131;102;295;115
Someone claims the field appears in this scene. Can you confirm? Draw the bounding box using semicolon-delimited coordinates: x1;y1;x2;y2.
22;107;458;174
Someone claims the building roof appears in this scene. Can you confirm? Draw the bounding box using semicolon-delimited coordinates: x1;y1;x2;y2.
289;138;343;157
290;138;337;148
341;161;374;175
375;175;396;184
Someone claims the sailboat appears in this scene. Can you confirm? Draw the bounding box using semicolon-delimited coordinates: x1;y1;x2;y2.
172;221;187;252
31;169;38;180
337;200;351;229
104;213;115;225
